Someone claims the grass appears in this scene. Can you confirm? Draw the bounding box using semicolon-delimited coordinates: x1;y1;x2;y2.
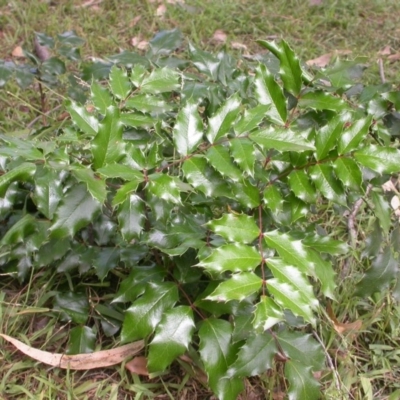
1;0;400;399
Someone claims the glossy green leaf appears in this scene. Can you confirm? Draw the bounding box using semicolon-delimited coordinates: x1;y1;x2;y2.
354;145;400;174
371;191;391;235
250;127;315;152
264;185;284;213
148;306;195;372
252;295;284;331
0;61;13;87
141;67;180;94
182;156;231;197
338;116;372;154
206;213;259;244
147;173;181;204
125;94;171;113
189;43;220;80
285;360;320;400
0;135;44;160
33;167;63;219
333;158;362;189
254;63;287;125
173;101;204;156
72;167;107;204
198;244;261;273
230;138;256;176
227;332;276;378
49;184;101;238
199;319;244;400
0;163;36;197
148;28;183;57
267;258;318;308
66;99;98;136
1;214;36;245
91;81;113;114
257;40;302;96
288;170;317;203
232;180;260;208
117;194;145;241
67;326;96;355
120;112;154;128
298;91;348;111
53;292;89;324
309;164;346;206
302;234;349;255
97;164;143;181
121;282;179;342
206;145;243;181
207;272;262;301
112;181;140;207
92;247;120;280
234;105;269;135
206;94;241;143
109;65;131;99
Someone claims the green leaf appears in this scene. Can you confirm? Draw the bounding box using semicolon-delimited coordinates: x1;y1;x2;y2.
199;319;244;400
0;135;44;160
198;244;261;273
250;127;315;152
206;94;241;143
309;164;346;206
315;113;348;161
173;101;204;156
141;67;180;94
206;145;243;181
267;258;318;309
148;29;183;57
285;360;321;400
53;292;89;324
207;272;262;301
254;63;287;125
67;326;96;355
338;116;373;154
66;99;98;136
33;167;63;219
112;181;141;207
182;156;231;197
230;138;256;177
148;306;195;372
232;180;261;208
302;234;349;255
147;173;181;204
121;282;179;342
333;158;362;190
288;170;317;203
264;185;284;213
109;65;132;99
252;295;284;331
234;105;269;135
91;81;113;114
356;247;399;297
0;163;36;197
189;43;220;80
92;106;123;169
125;94;171;113
0;61;14;87
206;213;259;244
267;278;316;325
354;145;400;174
130;64;147;87
298;91;348;111
72;167;107;204
1;214;37;245
227;332;276;377
117;194;145;241
257;40;302;96
120;112;154;128
93;247;120;280
371;191;391;235
97;164;143;181
49;184;101;238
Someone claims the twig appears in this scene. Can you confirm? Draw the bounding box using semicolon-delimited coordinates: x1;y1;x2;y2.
27;104;63;128
378;58;386;84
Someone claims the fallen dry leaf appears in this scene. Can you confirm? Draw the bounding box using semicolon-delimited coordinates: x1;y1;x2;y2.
75;0;103;7
309;0;323;5
131;37;149;50
327;304;362;334
306;50;352;67
231;41;248;51
130;15;141;27
34;38;50;62
156;3;167;17
213;30;227;43
388;53;400;62
11;46;24;58
378;46;391;56
125;356;149;375
0;333;144;370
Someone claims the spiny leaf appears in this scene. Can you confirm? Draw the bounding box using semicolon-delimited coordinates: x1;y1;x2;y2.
371;191;391;235
288;170;317;203
72;167;107;204
252;296;284;331
354;145;400;174
205;145;243;181
147;173;181;204
0;162;36;197
264;185;284;213
66;99;98;136
189;43;220;80
91;81;113;114
254;63;287;125
285;360;321;400
338;116;373;154
234;105;269;135
121;282;179;342
148;306;195;372
117;194;145;241
206;272;263;302
197;243;261;273
206;213;259;244
173;101;204;156
141;67;180;94
230;138;256;177
67;326;96;355
333;158;362;190
298;91;348;112
109;65;131;99
302;234;349;255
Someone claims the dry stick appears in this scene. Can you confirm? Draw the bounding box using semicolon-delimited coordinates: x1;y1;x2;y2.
378;58;386;84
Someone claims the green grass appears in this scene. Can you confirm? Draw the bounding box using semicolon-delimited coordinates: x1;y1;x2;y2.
2;0;400;398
